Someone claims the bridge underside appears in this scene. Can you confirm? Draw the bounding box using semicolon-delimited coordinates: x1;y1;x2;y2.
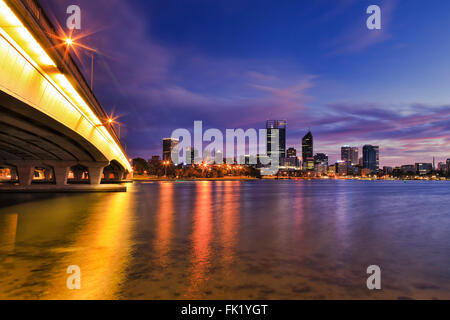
0;91;130;192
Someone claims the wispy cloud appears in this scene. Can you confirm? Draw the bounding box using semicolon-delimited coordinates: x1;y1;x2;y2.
299;103;450;165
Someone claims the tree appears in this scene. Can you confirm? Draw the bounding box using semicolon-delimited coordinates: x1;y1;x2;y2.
148;157;163;176
132;158;149;175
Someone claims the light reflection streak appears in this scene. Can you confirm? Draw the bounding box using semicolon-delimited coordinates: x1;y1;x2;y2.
42;192;135;300
293;183;305;241
221;181;240;271
0;213;18;253
185;181;212;298
154;182;174;267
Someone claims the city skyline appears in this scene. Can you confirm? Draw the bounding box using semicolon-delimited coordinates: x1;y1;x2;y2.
158;125;445;169
145;129;450;179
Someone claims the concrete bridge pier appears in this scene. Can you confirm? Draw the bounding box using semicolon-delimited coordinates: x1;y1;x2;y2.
16;164;34;187
53;164;69;187
87;162;109;185
0;160;126;192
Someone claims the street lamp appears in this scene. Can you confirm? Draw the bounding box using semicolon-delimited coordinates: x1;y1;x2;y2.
64;37;96;91
106;118;121;138
163;160;170;177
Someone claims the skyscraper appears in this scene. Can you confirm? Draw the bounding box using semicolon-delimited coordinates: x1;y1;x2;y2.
163;138;179;162
341;146;359;165
362;145;379;173
302;131;314;170
266;120;286;161
302;131;313;159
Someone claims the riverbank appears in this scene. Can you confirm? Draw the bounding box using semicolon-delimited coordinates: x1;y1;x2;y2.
133;175;259;181
133;175;449;182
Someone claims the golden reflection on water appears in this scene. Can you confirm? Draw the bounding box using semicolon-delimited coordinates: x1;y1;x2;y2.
221;181;240;271
0;213;18;253
154;182;174;268
0;191;135;300
185;181;213;298
43;192;135;299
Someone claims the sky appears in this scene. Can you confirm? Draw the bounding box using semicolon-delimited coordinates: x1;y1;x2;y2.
43;0;450;166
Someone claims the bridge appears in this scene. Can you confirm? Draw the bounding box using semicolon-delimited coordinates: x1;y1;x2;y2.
0;0;132;192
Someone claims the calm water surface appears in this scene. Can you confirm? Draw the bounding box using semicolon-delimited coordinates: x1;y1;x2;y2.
0;180;449;299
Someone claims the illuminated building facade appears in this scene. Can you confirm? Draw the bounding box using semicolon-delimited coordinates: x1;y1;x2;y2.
302;131;314;171
362;145;379;173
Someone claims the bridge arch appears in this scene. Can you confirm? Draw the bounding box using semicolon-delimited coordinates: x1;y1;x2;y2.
102;160;129;182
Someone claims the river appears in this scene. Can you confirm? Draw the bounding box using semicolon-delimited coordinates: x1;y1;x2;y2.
0;180;449;299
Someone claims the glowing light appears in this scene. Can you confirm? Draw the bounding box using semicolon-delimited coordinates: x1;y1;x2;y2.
0;1;21;25
38;54;55;66
65;38;73;46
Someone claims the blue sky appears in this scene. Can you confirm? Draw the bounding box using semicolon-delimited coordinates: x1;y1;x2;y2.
44;0;450;166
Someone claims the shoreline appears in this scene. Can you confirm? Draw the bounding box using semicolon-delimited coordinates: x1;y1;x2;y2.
133;176;259;182
133;176;450;182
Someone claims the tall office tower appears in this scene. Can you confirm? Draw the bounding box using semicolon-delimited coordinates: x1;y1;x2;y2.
341;146;350;162
266;120;287;160
302;130;313;159
362;145;379;172
302;130;314;170
163;138;179;162
341;146;359;165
